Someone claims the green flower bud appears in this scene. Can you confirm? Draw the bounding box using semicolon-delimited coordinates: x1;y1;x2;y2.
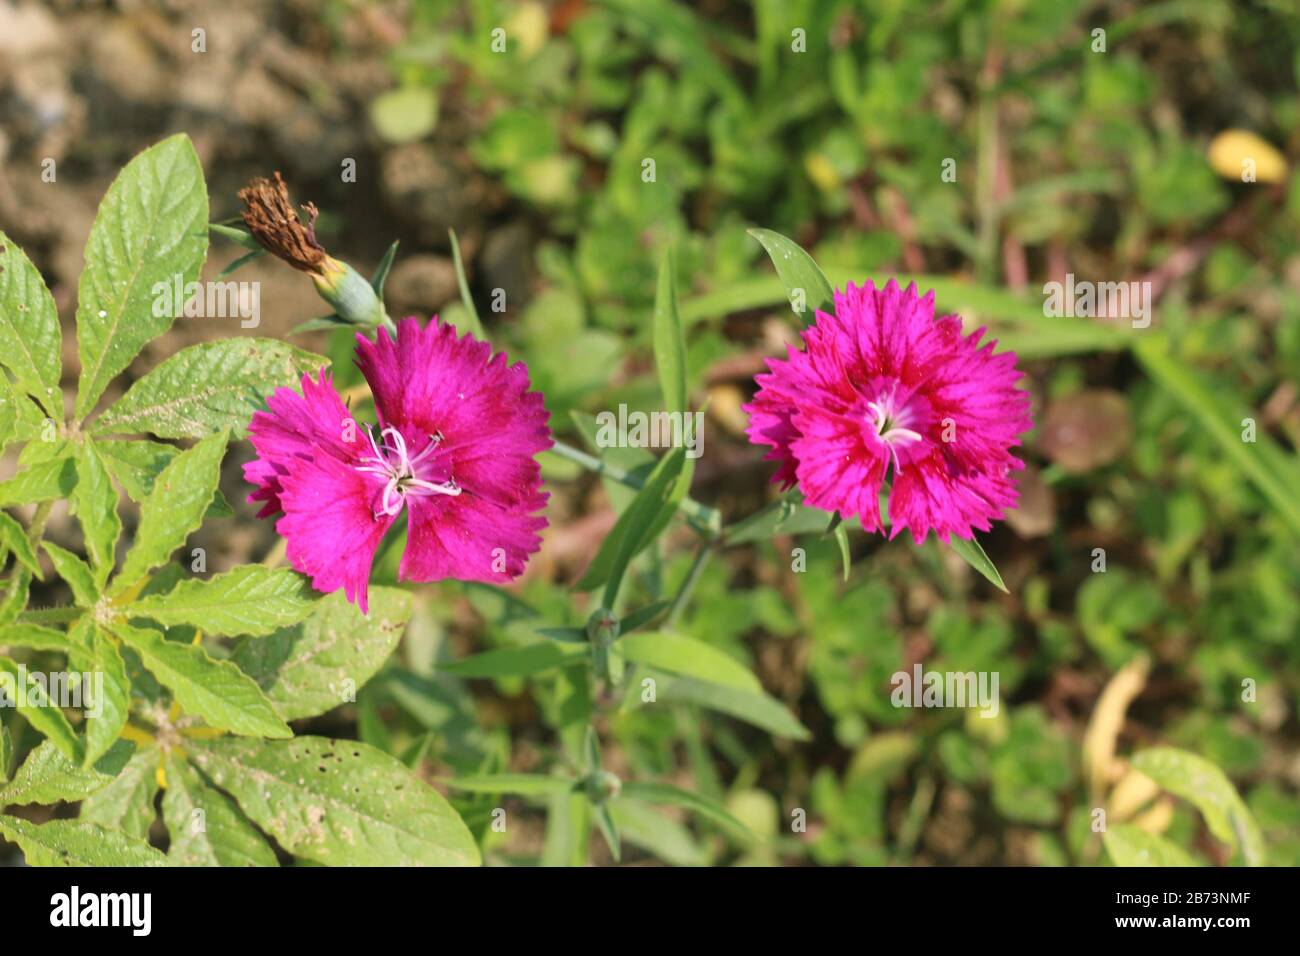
585;608;620;647
312;257;388;327
584;770;621;804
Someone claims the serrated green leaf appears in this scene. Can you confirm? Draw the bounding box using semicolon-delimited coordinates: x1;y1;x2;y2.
162;753;278;867
442;773;578;796
128;566;316;638
0;230;61;412
0;512;42;579
0;815;167;866
620;780;757;842
42;542;98;606
0;454;76;507
0;569;31;627
653;245;688;414
111;429;228;595
620;631;762;692
747;227;835;324
0;724;11;784
80;747;160;840
95;438;232;519
189;735;480;866
0;657;80;761
72;440;121;588
75;134;208;418
0;621;76;652
1131;747;1266;866
111;622;291;739
1102;822;1201;867
94;338;326;439
0;739;133;805
67;617;131;767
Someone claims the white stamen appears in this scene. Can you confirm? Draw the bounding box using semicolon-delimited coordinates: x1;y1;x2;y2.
358;425;460;518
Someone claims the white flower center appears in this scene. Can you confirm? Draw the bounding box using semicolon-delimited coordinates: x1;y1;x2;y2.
355;425;460;518
867;390;923;475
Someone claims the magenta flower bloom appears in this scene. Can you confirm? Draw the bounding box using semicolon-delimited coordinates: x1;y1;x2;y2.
245;317;551;611
744;280;1032;544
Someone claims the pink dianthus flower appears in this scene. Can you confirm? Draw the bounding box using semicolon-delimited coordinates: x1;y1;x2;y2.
245;317;551;612
744;280;1032;543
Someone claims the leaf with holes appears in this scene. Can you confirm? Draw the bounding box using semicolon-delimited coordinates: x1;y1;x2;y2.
188;736;480;866
230;587;410;720
162;753;278;867
0;816;167;866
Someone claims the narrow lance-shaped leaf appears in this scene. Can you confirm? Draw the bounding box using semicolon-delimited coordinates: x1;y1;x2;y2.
75;134;209;418
441;773;578;796
1134;338;1300;539
448;228;485;339
110;429;229;596
93;338;326;439
619;631;763;693
638;673;811;741
748;227;835;324
620;780;757;842
653;245;688;414
111;621;291;739
946;534;1008;593
127;566;316;638
575;446;687;598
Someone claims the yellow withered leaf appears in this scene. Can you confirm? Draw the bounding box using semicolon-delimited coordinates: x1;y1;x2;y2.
1208;129;1288;184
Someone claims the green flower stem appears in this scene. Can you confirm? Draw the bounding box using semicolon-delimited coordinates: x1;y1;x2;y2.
548;439;722;535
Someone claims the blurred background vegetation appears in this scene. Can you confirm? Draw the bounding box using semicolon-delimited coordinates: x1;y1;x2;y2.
1;0;1298;865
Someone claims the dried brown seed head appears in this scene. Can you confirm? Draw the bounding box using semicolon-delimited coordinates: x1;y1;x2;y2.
237;172;330;275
